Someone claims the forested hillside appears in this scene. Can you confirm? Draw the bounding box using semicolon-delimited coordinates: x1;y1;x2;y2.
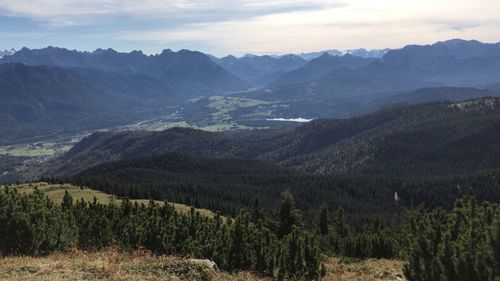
0;63;174;144
43;98;500;178
62;150;500;224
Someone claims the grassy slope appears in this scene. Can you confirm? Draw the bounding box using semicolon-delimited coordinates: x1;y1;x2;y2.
10;182;216;218
323;258;406;281
0;249;266;281
0;251;406;281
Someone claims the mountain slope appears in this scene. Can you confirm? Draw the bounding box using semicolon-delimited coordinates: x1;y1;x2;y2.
363;39;500;86
214;54;307;85
66;148;500;216
366;87;500;111
42;97;500;178
1;47;249;95
0;64;173;144
274;54;376;86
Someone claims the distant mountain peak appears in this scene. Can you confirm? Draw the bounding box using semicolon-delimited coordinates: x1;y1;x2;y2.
318;52;334;58
0;48;16;58
242;53;257;58
435;38;482;46
299;48;389;60
160;49;173;55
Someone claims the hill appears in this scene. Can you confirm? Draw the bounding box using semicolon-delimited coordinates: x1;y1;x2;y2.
367;87;500;110
59;151;500;219
43;97;500;178
11;182;216;217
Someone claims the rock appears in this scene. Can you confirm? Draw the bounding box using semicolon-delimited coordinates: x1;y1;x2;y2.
188;259;219;273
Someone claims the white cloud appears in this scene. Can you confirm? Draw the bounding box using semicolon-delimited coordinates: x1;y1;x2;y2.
0;0;340;26
0;0;499;55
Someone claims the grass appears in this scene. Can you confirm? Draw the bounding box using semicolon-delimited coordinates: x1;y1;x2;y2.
10;182;216;218
7;147;55;157
0;251;406;281
322;257;406;281
5;141;75;157
207;96;273;122
0;249;266;281
59;145;73;152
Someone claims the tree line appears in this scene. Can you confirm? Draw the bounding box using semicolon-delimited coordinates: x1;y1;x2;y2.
1;184;499;280
0;187;323;280
402;197;500;281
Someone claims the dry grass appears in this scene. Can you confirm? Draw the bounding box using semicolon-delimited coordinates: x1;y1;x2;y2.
0;251;406;281
9;182;216;218
0;249;268;281
322;257;406;281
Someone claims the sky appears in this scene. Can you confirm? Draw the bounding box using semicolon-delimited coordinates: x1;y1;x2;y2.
0;0;499;57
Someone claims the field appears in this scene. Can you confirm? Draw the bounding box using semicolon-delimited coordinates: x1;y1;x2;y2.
206;95;273;121
2;141;76;158
0;250;406;281
8;182;216;218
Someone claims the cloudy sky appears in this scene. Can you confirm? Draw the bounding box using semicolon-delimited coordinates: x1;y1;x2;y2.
0;0;499;56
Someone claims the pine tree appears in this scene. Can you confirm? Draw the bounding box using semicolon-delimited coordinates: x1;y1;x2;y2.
61;191;73;211
278;190;300;238
318;204;329;236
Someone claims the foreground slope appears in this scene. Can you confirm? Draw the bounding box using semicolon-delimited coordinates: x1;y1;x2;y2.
0;251;406;281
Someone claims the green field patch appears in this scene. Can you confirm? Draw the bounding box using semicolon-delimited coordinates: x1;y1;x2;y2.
198;123;251;132
8;147;55;157
60;145;73;152
41;142;56;147
207;96;273;122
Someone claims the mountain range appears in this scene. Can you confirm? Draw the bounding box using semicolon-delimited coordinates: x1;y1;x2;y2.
2;39;500;145
1;47;248;92
0;47;249;143
235;39;500;118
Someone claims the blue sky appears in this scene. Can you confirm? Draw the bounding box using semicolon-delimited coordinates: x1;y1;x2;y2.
0;0;499;56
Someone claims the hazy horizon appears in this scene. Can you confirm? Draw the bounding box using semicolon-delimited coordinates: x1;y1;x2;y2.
3;38;500;59
1;0;500;56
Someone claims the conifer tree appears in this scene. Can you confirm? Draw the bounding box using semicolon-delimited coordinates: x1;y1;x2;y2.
318;204;329;236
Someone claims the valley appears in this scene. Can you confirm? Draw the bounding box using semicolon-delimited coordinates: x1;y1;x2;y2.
2;38;500;281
